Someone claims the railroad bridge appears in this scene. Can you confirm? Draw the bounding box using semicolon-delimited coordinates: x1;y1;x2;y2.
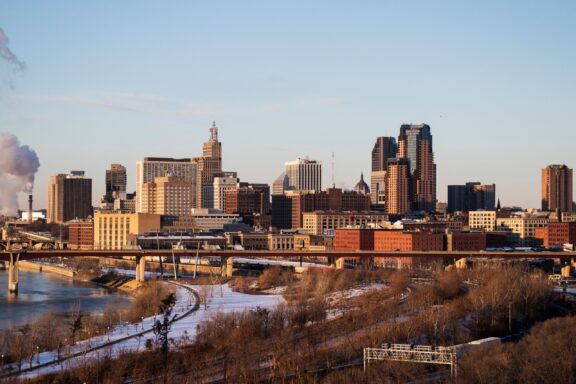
1;249;574;293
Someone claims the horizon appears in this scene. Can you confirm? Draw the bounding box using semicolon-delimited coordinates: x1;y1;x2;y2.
1;1;575;211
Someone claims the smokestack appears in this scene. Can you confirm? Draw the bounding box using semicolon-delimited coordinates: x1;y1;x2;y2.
28;194;33;223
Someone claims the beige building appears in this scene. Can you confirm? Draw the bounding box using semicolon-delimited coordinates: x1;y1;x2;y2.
496;216;550;246
268;234;294;250
136;157;197;212
94;212;161;250
468;210;497;231
385;158;411;215
302;211;390;235
141;175;193;216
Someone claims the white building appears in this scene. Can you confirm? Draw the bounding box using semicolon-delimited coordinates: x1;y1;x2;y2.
213;176;239;210
284;158;322;192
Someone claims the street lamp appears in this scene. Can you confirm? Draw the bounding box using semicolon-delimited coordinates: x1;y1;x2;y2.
36;346;40;364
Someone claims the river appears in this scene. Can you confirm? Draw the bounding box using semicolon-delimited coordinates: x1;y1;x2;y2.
0;270;132;330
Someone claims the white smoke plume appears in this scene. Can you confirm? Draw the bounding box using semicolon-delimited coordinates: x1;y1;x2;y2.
0;133;40;216
0;27;26;71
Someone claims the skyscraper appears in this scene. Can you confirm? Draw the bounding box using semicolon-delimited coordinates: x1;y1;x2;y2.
105;164;127;199
397;124;436;212
47;171;92;223
384;158;411;215
284;158;322;192
542;164;573;213
135;158;197;212
196;122;223;208
370;136;397;207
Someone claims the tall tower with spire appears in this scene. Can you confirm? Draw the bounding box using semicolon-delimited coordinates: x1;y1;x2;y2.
195;121;223;208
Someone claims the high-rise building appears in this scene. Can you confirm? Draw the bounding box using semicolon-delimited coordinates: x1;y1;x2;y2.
370;137;395;207
213;174;240;210
370;171;387;207
140;175;193;216
272;173;288;196
447;182;496;213
105;164;127;200
196;122;223;208
135;157;197;212
384;158;411;215
47;171;93;223
284;158;322;192
397;124;436;212
542;164;573;213
371;136;397;207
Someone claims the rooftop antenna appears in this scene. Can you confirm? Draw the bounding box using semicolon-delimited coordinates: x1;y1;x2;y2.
331;152;335;188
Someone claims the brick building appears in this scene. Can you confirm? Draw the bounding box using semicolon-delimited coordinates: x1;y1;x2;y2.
374;231;444;251
68;220;94;250
334;229;375;251
446;231;487;251
535;222;576;249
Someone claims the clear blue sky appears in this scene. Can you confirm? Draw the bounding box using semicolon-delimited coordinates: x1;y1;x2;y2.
1;1;575;210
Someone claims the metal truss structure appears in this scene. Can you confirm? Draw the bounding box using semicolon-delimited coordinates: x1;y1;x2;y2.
364;343;457;378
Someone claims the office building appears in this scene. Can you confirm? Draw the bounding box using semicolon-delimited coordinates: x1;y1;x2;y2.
272;173;289;195
384;158;411;215
213;174;240;210
542;164;573;213
468;210;497;231
447;182;496;213
302;211;389;235
93;212;161;250
271;188;371;230
496;216;550;246
534;222;576;249
397;124;436;212
136;157;197;212
140;175;193;216
68;220;94;250
371;136;397;207
196;122;223;208
284;158;322;192
105;164;127;200
47;171;92;223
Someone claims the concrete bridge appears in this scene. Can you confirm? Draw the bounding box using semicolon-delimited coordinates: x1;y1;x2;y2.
1;249;575;293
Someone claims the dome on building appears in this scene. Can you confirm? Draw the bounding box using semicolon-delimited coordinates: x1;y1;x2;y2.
354;172;370;195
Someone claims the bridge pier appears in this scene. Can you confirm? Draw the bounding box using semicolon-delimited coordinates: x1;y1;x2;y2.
7;253;20;294
220;256;234;278
334;256;345;270
135;255;146;282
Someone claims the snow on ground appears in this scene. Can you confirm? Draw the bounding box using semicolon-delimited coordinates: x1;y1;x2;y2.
11;283;285;380
324;283;387;320
234;257;328;269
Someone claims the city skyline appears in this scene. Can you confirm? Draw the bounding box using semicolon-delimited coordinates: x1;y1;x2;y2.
1;2;575;210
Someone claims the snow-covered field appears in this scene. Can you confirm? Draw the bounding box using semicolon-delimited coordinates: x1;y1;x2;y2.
9;283;285;380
